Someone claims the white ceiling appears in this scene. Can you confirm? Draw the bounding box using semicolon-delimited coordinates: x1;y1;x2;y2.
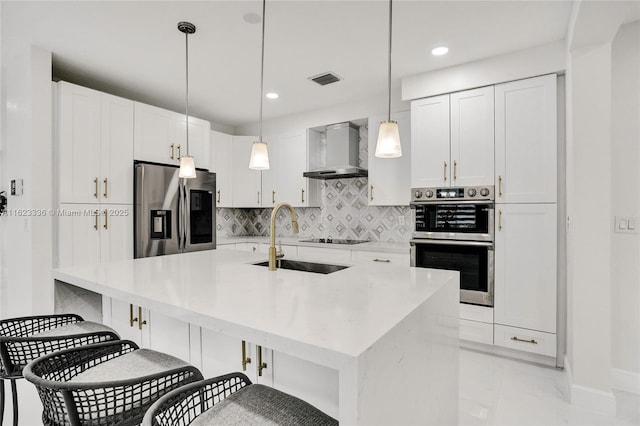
1;1;584;130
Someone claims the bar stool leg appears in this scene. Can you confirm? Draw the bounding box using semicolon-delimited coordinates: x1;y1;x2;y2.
10;379;17;426
0;380;5;425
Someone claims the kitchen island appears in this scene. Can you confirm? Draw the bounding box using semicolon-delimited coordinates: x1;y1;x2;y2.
53;249;459;425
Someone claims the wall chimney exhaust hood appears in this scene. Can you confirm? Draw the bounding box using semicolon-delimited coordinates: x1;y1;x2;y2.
303;122;367;180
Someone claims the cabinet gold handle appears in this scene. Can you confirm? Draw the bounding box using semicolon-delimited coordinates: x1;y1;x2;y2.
241;340;252;371
443;161;448;182
129;304;138;327
177;144;181;160
103;178;108;199
103;209;108;230
170;144;175;160
498;176;503;197
370;185;374;201
257;191;260;204
498;209;503;231
373;258;390;263
272;190;275;204
453;161;457;181
138;306;147;330
511;336;538;345
257;345;267;377
301;188;305;203
93;210;99;230
93;178;99;198
217;190;221;203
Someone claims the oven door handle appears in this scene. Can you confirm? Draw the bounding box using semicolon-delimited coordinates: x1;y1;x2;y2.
410;200;494;206
410;239;494;248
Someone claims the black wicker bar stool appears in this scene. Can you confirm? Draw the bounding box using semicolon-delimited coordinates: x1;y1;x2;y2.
0;313;119;426
24;339;204;425
142;372;338;426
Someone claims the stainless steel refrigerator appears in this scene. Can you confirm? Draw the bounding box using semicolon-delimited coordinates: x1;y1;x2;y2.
134;161;216;258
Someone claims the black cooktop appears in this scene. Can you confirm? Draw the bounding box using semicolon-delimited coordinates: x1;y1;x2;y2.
300;238;370;245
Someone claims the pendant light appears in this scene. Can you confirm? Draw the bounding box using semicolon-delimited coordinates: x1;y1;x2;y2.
375;0;402;159
249;0;270;170
178;21;197;178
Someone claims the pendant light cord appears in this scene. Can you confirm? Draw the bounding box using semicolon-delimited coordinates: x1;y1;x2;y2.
259;0;266;141
387;0;393;122
185;29;190;155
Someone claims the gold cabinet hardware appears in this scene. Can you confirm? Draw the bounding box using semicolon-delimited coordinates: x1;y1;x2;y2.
498;176;503;197
217;190;221;203
252;246;256;253
272;190;275;204
177;144;181;160
301;188;305;204
453;161;457;181
93;178;99;198
93;210;99;230
129;304;138;327
257;345;267;377
511;336;538;345
138;306;147;330
103;178;108;199
103;209;108;230
373;258;390;263
443;161;448;182
498;209;503;231
170;144;175;160
257;191;260;205
370;185;374;201
241;340;252;371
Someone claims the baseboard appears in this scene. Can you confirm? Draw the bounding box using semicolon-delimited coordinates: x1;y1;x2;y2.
612;368;640;395
564;355;617;416
460;339;558;367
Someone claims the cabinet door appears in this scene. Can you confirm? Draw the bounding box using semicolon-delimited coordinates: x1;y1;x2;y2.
263;130;309;207
108;298;143;347
231;136;262;207
450;86;495;187
58;82;102;204
368;111;411;205
201;329;258;383
495;74;557;203
101;94;134;204
176;117;211;171
145;309;191;362
99;204;133;264
411;95;451;188
134;102;179;165
211;131;233;208
57;204;101;268
494;203;557;333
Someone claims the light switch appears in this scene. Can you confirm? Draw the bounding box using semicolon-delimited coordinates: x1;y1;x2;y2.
615;216;640;233
628;219;636;231
618;219;627;230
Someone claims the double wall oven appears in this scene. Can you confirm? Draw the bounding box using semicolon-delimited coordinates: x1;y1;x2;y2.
410;186;495;307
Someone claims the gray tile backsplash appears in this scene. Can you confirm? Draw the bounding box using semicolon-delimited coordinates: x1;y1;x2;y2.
216;122;412;243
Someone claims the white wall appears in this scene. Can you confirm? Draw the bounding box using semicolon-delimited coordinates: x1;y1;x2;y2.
611;21;640;385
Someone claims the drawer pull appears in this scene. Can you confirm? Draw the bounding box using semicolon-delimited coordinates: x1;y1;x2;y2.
373;258;390;263
129;304;138;327
103;178;108;198
511;336;538;345
443;161;447;182
257;345;267;376
93;178;99;198
301;188;305;203
170;144;175;160
241;340;252;371
138;306;147;330
217;190;221;203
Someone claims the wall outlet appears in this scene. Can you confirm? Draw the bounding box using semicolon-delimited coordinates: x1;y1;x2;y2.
615;216;639;234
398;215;405;225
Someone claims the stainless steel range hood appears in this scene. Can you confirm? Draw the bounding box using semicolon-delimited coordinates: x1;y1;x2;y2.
303;122;368;180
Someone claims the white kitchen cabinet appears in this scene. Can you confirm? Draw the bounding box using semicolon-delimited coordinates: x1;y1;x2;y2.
494;203;557;334
411;87;494;188
350;250;409;267
231;136;262;207
134;102;210;170
367;111;412;206
58;81;134;205
495;74;557;203
297;246;351;264
262;129;322;208
210;130;233;208
57;203;132;268
107;298;191;362
493;324;557;357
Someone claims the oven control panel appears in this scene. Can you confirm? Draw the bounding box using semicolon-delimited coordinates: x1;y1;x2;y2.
411;185;494;203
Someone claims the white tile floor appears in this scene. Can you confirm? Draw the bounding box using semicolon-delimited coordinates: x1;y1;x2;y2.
460;347;640;426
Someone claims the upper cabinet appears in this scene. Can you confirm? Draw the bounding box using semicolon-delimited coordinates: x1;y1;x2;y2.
262;129;321;208
58;81;134;205
411;86;494;188
495;74;557;203
210;130;233;208
133;102;210;170
367;111;412;206
231;136;262;208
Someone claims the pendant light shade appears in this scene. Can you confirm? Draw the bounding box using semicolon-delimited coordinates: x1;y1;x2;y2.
249;0;270;170
375;120;402;158
375;0;402;159
178;21;197;178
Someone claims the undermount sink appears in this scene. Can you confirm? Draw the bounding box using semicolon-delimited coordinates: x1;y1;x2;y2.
252;259;349;275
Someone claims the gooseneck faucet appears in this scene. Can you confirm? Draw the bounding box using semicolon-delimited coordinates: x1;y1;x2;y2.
269;202;299;271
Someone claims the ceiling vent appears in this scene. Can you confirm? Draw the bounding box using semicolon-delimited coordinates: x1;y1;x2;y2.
309;72;341;86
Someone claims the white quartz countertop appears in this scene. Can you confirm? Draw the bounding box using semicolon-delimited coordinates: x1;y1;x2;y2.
217;236;410;254
53;250;456;368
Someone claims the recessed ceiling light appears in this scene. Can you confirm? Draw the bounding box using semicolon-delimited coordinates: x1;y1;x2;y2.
243;12;261;24
265;92;279;100
431;46;449;56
